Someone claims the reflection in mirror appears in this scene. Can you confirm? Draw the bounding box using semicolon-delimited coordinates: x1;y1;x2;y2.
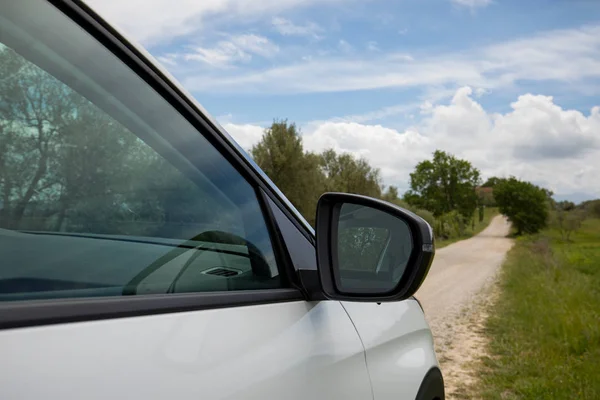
336;203;413;294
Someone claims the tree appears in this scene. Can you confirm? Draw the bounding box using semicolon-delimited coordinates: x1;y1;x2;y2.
382;185;399;203
552;209;586;241
0;46;75;229
251;120;325;225
0;44;229;236
404;150;481;221
494;177;549;235
580;199;600;218
320;149;382;198
476;186;496;206
556;200;576;211
250;122;388;226
482;176;504;188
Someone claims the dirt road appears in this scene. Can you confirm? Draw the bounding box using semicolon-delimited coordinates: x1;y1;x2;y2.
416;215;514;397
417;215;513;321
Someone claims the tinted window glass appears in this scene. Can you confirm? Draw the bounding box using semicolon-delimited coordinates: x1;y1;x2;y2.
0;7;282;301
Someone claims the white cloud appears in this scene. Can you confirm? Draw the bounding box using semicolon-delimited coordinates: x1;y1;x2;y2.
493;95;600;160
180;24;600;95
84;0;346;45
451;0;492;9
183;34;279;66
220;87;600;199
425;86;492;144
303;123;432;189
272;17;322;38
222;123;265;150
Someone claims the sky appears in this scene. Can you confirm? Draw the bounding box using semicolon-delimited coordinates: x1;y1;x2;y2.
86;0;600;202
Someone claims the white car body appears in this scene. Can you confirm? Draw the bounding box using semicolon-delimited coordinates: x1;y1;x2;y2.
0;1;443;399
1;300;436;400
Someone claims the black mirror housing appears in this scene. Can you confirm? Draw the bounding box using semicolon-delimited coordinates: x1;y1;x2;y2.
315;192;435;302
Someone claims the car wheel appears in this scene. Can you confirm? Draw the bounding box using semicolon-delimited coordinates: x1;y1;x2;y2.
415;367;445;400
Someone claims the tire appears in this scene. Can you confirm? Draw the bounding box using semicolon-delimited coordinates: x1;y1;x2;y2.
415;367;445;400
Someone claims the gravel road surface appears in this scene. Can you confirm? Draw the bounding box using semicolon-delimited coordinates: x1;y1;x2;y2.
416;215;514;397
416;215;513;323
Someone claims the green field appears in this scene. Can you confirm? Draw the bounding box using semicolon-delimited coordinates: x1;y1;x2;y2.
476;218;600;399
435;207;499;249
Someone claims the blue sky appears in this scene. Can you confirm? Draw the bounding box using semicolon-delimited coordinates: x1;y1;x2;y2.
88;0;600;201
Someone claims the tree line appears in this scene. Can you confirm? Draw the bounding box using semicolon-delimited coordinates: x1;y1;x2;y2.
250;120;480;239
251;120;598;240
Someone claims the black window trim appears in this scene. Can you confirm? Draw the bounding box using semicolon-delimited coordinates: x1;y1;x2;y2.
0;289;303;330
0;0;312;330
256;189;304;289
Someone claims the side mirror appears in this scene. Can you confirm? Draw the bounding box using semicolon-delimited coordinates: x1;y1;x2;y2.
315;193;435;302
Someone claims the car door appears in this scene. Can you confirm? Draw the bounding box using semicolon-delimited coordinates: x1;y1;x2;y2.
0;1;373;399
268;193;441;400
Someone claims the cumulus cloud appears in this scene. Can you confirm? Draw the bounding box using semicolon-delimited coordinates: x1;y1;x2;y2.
493;96;600;160
303;123;432;190
221;123;265;150
223;87;600;199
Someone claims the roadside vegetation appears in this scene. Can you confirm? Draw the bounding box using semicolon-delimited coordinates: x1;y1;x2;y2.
475;202;600;399
435;206;498;248
250;120;500;244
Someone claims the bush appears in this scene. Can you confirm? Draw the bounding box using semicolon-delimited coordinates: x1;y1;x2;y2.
433;211;468;239
412;208;435;229
494;177;549;235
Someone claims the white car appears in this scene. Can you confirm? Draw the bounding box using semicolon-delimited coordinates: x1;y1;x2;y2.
0;1;444;399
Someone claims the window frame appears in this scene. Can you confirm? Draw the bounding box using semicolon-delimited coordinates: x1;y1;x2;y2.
0;0;312;329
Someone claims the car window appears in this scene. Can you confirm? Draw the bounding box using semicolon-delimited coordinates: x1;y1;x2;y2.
0;4;283;301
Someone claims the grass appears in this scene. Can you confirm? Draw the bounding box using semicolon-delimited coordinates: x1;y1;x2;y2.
436;207;499;249
475;218;600;399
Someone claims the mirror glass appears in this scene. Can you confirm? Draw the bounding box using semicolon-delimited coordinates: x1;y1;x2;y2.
335;203;413;294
